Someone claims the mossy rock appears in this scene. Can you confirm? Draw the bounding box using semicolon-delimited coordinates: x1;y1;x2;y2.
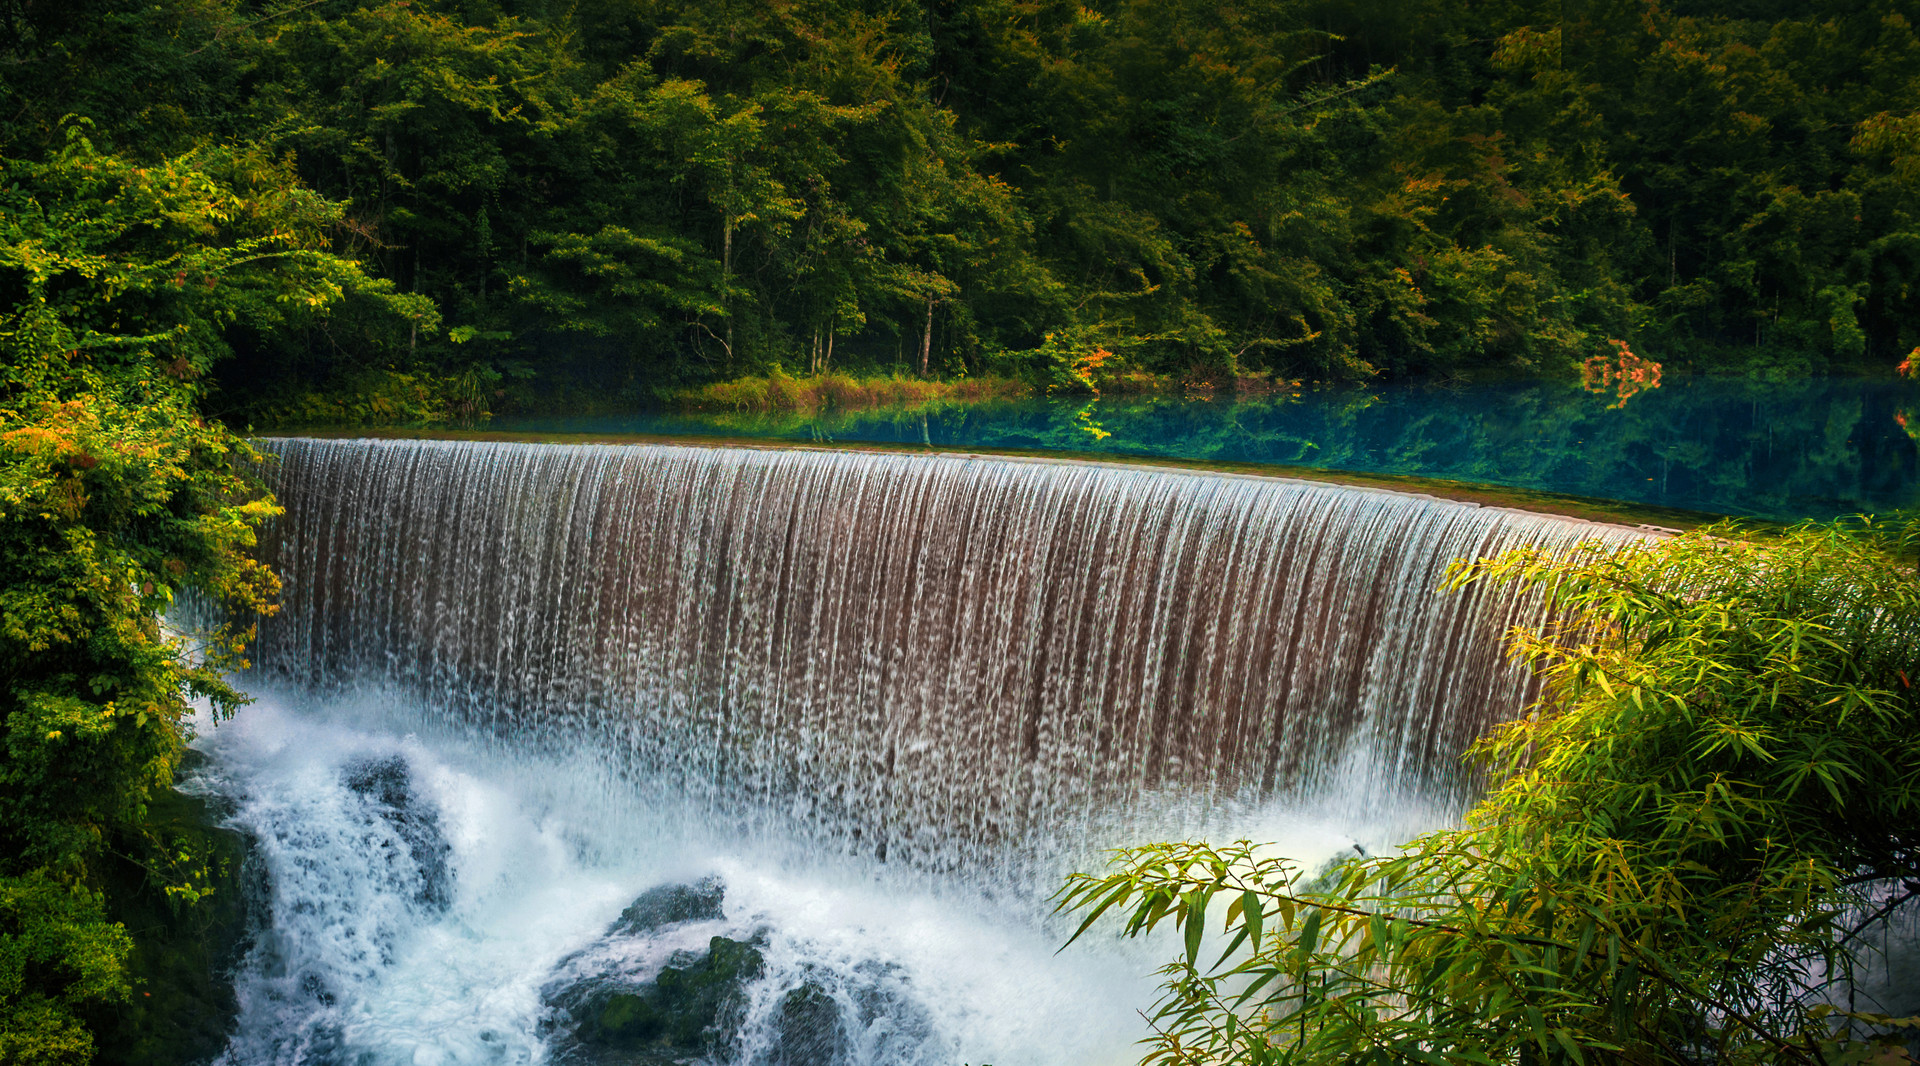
558;935;766;1065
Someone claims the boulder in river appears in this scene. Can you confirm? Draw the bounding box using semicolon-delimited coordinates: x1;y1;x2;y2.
549;933;766;1065
608;875;726;936
341;754;453;911
754;982;848;1066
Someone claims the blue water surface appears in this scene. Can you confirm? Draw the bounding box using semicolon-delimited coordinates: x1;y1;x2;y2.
491;376;1920;522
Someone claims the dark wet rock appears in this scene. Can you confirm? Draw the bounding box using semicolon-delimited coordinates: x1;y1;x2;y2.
547;876;730;984
548;935;766;1066
608;876;726;936
341;753;409;809
342;755;452;910
757;983;848;1066
544;878;873;1065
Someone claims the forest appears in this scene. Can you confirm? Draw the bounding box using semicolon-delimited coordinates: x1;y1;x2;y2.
6;0;1920;424
2;1;1919;1064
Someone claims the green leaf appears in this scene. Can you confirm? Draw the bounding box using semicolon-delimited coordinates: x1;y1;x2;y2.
1294;907;1321;964
1184;890;1208;967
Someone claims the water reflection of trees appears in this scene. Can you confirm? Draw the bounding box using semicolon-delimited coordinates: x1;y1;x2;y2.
1234;382;1916;519
646;378;1919;520
994;382;1911;520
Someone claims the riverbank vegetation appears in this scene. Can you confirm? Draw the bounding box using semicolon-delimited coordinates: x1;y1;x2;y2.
0;133;411;1063
677;370;1030;414
6;0;1920;426
1063;516;1920;1065
668;361;1297;414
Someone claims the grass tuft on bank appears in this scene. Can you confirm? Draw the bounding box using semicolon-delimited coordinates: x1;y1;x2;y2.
674;371;1031;414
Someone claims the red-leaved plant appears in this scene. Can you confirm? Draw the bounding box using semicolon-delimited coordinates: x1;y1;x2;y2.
1581;339;1663;408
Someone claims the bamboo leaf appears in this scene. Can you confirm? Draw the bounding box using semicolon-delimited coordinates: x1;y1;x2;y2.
1184;890;1207;968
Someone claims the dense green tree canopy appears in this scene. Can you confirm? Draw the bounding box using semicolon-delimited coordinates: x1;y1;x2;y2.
7;0;1917;419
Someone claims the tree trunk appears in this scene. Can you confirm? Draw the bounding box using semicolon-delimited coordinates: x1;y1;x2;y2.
722;215;734;372
919;296;934;377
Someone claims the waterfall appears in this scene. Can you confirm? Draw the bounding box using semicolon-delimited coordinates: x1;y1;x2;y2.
246;438;1637;874
196;438;1645;1065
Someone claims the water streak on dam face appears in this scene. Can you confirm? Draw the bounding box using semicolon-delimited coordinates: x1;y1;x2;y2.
250;439;1636;876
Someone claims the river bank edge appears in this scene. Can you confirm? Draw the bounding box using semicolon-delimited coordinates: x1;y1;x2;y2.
263;429;1729;534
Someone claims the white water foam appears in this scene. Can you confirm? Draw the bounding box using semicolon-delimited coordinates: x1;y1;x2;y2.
190;688;1407;1066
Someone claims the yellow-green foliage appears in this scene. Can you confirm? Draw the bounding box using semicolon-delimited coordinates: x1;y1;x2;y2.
676;371;1030;414
1063;518;1920;1066
0;131;418;1061
0;873;131;1066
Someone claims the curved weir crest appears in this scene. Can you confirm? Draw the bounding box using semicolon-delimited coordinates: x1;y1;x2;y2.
199;438;1643;1065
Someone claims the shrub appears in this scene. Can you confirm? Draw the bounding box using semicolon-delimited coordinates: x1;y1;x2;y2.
1062;517;1920;1066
